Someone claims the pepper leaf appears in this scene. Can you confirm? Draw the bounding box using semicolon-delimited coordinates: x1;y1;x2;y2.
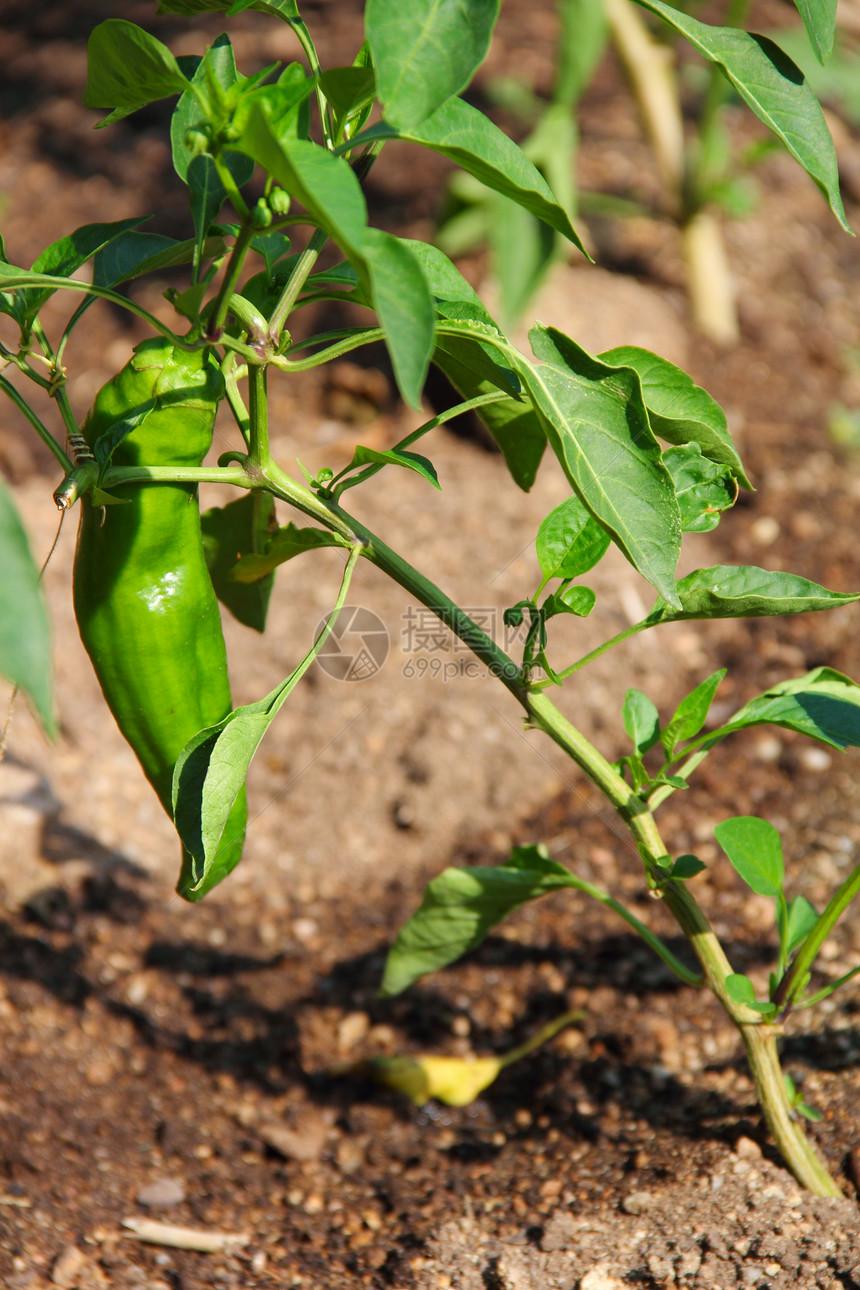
715;816;784;897
632;0;850;232
366;0;500;129
200;493;277;632
381;847;577;997
599;345;748;488
536;495;610;581
84;20;191;127
646;565;859;624
521;326;682;606
360;97;586;251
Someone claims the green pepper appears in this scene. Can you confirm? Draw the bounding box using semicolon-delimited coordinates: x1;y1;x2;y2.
72;336;246;900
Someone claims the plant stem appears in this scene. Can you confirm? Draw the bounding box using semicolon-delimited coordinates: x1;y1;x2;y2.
534;618;652;686
330;391;509;495
260;461;526;698
740;1022;841;1196
101;465;252;489
209;223;256;337
0;375;72;471
247;362;269;466
269;227;328;344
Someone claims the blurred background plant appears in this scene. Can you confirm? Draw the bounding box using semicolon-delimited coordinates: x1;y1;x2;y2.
436;0;857;346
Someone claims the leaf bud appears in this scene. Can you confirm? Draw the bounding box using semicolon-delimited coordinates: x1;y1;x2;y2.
251;198;273;230
268;187;291;217
184;126;211;156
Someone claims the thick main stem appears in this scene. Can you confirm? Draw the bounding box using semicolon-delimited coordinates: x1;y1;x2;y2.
741;1023;841;1196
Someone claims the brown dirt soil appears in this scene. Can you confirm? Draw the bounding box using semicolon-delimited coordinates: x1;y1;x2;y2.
3;3;860;1288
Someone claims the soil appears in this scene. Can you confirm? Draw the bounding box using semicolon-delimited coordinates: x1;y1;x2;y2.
3;2;860;1288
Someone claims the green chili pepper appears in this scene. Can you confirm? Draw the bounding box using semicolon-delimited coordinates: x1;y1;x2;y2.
72;336;246;900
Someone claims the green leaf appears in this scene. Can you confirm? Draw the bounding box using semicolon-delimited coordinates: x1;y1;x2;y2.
362;230;436;410
725;972;777;1016
229;523;345;582
396;243;546;488
0;480;55;737
93;232;224;287
362;97;586;251
366;0;500;129
781;894;818;956
671;854;707;879
433;339;546;489
543;584;596;620
623;689;661;754
490;198;556;331
490;104;578;327
522;326;682;605
662;444;736;533
381;846;576;996
239;109;368;260
647;565;859;624
348;445;440;489
232;66;314;141
172;574;346;896
84;20;191;127
250;232;293;279
318;65;376;121
632;0;850;232
598;345;749;488
22;217;147;322
793;0;836;64
718;667;860;751
714;816;784;897
200;492;276;632
662;669;727;755
536;495;610;581
170;34;243;182
91;399;158;471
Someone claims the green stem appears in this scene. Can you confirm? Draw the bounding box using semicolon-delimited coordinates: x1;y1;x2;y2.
212;154;251;222
247;362;269;466
740;1023;841;1196
532;618;651;688
274;328;385;372
100;465;252;489
0;375;72;471
775;859;860;1010
0;275;190;344
209;224;256;337
795;961;860;1012
330;391;509;496
269;227;328;344
260;460;526;699
222;354;251;448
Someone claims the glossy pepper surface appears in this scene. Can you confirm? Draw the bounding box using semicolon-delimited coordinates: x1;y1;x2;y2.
72;337;246;899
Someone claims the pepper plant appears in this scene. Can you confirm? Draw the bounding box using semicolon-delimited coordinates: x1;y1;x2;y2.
1;0;859;1198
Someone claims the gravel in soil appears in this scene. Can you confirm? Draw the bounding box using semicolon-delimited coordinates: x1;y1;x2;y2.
2;2;860;1287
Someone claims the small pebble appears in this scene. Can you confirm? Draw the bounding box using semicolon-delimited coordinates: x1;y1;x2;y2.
51;1244;88;1287
579;1264;626;1290
136;1178;186;1209
799;747;832;773
734;1135;762;1159
621;1190;655;1215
